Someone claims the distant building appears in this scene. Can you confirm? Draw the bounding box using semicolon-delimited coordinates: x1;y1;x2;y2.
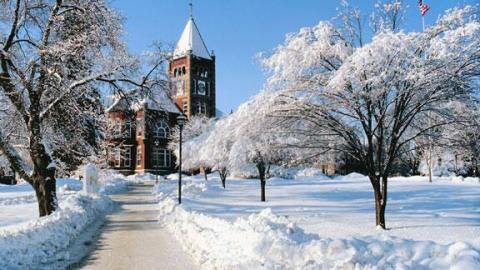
106;13;216;175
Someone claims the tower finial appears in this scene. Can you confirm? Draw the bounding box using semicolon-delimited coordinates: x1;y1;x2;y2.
189;0;193;18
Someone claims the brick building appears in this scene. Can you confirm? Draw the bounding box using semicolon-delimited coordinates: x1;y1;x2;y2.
105;89;181;175
106;14;216;175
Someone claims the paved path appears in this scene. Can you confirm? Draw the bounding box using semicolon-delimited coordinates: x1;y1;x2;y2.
78;182;197;270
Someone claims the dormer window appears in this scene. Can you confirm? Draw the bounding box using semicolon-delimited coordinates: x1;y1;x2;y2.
154;121;170;138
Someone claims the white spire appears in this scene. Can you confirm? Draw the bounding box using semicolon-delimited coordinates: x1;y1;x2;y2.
173;17;212;60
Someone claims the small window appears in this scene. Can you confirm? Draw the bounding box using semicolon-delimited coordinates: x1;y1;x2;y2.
182;66;186;75
136;146;142;167
174;68;177;77
202;102;207;114
114;147;121;168
196;101;207;115
124;120;131;138
124;147;131;167
110;119;122;138
183;101;188;114
154;121;170;138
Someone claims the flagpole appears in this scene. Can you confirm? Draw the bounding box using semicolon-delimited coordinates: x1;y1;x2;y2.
421;9;433;183
422;15;425;32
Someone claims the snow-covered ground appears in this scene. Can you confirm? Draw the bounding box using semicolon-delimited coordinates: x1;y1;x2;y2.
155;173;480;269
0;171;131;269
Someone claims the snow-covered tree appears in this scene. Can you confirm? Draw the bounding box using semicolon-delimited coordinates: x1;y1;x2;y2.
427;103;480;176
260;3;480;228
169;115;215;179
202;117;235;188
227;91;286;201
0;0;161;216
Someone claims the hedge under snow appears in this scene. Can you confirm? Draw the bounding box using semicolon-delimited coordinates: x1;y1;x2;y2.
156;181;480;270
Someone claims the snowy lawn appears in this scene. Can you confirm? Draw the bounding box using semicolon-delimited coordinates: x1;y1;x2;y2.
0;171;131;269
155;173;480;269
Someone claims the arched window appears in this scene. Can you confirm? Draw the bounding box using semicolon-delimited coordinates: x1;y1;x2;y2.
173;68;177;77
182;66;186;75
154;121;170;138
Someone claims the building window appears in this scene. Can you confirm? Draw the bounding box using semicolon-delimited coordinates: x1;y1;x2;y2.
136;146;142;167
109;119;120;138
183;101;188;115
182;66;186;75
109;119;130;138
124;147;131;167
114;147;121;168
154;121;170;138
152;148;171;168
107;146;114;166
124;120;131;138
196;101;207;115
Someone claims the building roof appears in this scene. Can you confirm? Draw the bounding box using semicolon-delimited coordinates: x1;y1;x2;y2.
106;85;181;114
173;17;212;60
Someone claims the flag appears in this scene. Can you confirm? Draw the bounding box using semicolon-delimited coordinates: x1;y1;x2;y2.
419;0;430;16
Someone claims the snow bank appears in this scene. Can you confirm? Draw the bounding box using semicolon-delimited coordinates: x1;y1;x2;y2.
97;170;131;194
269;166;330;180
156;181;480;269
334;172;369;181
0;171;131;268
0;193;113;269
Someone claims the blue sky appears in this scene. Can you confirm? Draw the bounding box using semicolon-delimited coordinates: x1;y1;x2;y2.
112;0;477;113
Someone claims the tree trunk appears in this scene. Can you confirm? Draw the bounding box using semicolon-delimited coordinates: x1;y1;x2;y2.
260;179;266;202
219;168;227;189
33;168;57;216
257;162;266;202
201;167;208;181
371;175;387;229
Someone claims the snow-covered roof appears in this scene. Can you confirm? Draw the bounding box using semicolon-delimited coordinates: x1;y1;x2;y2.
106;86;181;114
173;17;212;60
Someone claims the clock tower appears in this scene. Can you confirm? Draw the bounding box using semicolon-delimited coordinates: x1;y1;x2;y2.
169;15;216;119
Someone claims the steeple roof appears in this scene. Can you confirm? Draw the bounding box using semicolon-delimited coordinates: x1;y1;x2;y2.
173;17;212;60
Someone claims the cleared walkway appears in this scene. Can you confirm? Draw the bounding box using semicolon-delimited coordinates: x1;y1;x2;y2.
78;182;197;270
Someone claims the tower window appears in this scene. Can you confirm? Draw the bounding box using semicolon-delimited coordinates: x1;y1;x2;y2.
183;101;189;115
196;101;207;114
